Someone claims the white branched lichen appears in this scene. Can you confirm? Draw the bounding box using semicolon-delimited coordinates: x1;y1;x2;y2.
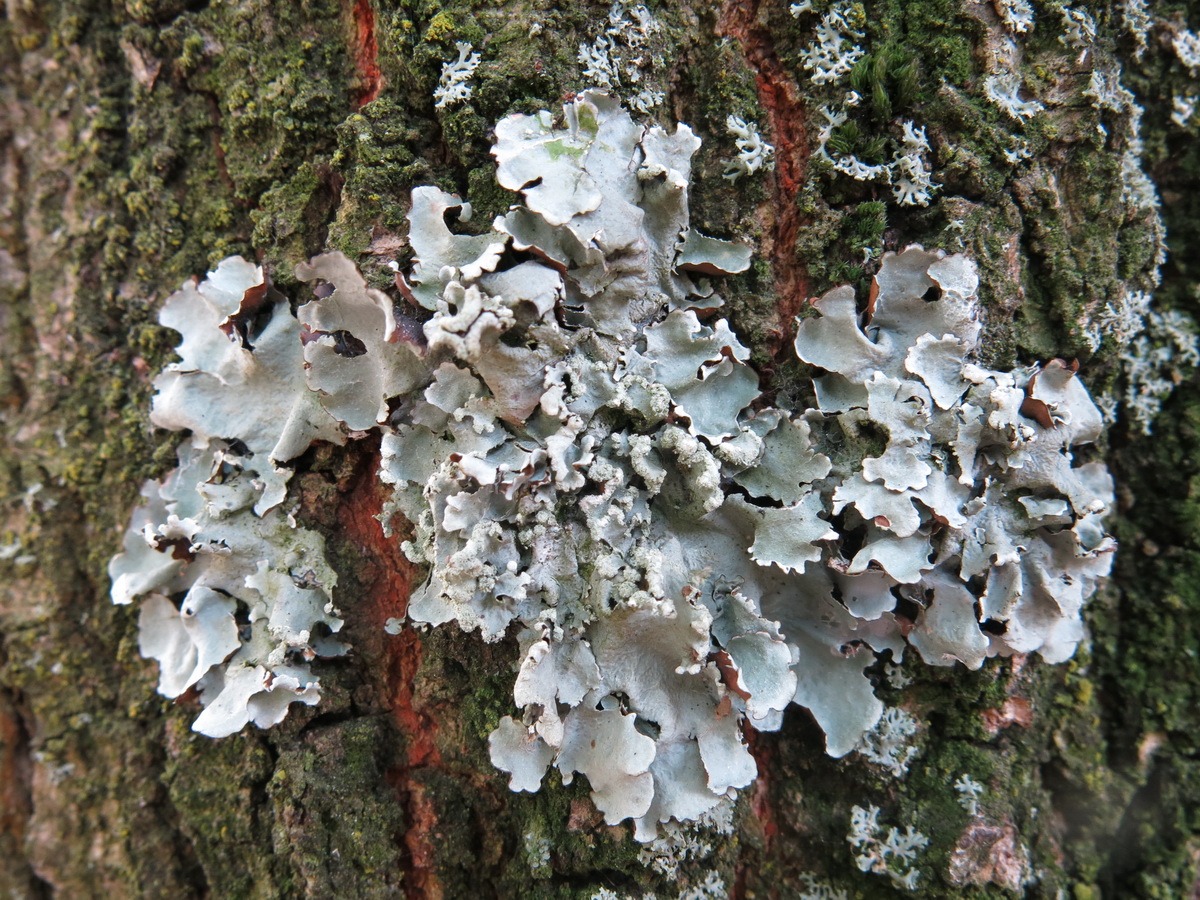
984;72;1043;120
848;804;928;890
723;115;774;182
637;800;732;879
1172;27;1200;73
1122;0;1152;58
794;2;865;85
995;0;1034;33
113;91;1118;840
813;106;937;204
1121;147;1160;212
434;41;481;109
1058;7;1096;48
891;122;934;207
1097;288;1153;351
1172;94;1197;127
1089;287;1200;434
1002;140;1032;165
1083;67;1135;114
796;875;850;900
1121;311;1200;434
676;872;727;900
1068;52;1173;412
578;0;665;113
954;773;985;816
795;6;938;205
855;707;920;777
884;658;912;689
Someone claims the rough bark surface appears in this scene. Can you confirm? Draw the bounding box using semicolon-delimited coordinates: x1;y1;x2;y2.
1;1;1199;898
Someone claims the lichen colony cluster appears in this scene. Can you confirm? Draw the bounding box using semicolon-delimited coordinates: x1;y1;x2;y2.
110;92;1114;839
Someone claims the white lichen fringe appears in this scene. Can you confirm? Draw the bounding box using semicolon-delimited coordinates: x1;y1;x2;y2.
578;0;665;114
854;707;919;777
434;41;481;109
112;91;1117;841
796;874;850;900
723;116;774;182
995;0;1034;34
1070;45;1198;433
793;2;937;206
1058;7;1096;49
792;2;865;85
1122;0;1152;59
954;773;985;816
848;804;928;890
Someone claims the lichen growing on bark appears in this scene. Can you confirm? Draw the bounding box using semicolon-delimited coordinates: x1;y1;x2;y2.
112;90;1117;849
3;0;1199;895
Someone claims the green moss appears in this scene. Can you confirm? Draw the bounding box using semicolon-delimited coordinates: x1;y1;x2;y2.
422;11;458;44
251;158;340;268
268;718;407;898
163;723;290;899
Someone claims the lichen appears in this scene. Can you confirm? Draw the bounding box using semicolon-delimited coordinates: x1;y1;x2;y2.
109;257;348;737
576;0;665;114
792;2;866;86
953;773;984;816
847;803;929;890
110;90;1118;845
433;41;481;109
722;116;774;183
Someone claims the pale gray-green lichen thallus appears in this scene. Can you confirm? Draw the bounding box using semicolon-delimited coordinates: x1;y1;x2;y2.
112;91;1116;841
111;259;347;737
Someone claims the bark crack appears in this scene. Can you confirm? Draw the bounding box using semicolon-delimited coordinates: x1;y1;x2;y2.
331;448;442;900
717;0;813;360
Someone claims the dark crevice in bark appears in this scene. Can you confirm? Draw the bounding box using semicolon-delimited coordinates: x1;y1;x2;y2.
1102;755;1174;891
0;676;52;900
202;93;243;203
296;708;362;737
148;741;212;900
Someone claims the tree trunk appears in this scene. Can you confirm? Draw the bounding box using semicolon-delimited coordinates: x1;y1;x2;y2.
1;0;1198;898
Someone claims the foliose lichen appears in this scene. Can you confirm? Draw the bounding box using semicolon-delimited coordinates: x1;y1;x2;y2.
111;90;1117;841
108;257;348;737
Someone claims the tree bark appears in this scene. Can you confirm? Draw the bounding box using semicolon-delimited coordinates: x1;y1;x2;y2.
1;1;1198;898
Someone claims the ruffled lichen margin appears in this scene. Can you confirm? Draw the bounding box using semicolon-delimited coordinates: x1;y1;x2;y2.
2;1;1200;899
112;91;1117;855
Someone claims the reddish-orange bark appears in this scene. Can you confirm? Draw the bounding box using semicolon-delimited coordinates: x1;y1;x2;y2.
335;452;442;899
718;0;813;361
349;0;383;108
